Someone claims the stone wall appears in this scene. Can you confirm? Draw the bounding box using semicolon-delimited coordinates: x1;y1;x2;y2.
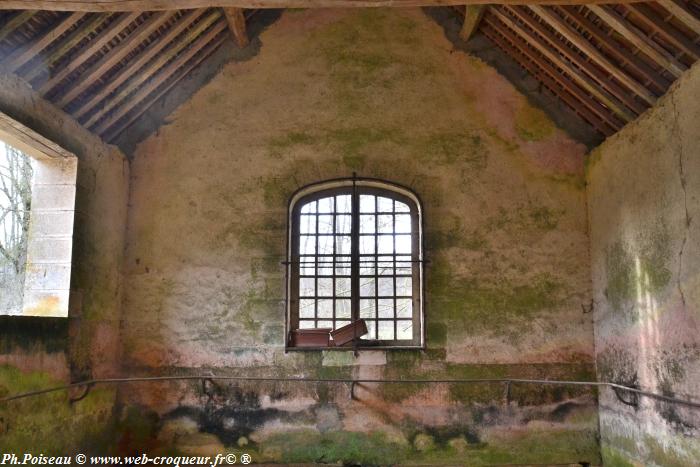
0;73;130;453
587;62;700;466
120;9;597;464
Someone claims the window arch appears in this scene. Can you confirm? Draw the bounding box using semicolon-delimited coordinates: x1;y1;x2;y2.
286;178;424;349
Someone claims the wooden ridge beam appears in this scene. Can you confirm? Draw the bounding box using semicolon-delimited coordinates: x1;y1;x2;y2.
3;11;86;72
492;6;636;122
530;5;657;106
223;7;248;47
0;10;38;43
84;9;222;129
104;27;227;141
626;3;700;60
481;22;614;136
588;5;687;78
460;5;487;41
658;0;700;35
73;9;200;120
0;0;648;11
38;12;140;93
23;13;108;83
557;6;671;93
482;12;624;131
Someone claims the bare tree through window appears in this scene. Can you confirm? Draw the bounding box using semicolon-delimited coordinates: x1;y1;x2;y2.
0;141;33;314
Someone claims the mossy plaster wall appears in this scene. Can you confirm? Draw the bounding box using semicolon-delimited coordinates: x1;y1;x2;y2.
118;9;598;464
0;73;130;453
587;62;700;466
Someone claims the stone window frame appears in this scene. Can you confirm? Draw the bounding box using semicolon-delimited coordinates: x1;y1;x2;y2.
0;111;76;318
286;177;425;350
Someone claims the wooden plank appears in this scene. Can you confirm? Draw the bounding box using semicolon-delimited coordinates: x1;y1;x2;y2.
491;7;636;121
104;29;227;141
588;5;687;78
530;5;657;105
83;10;222;129
482;13;624;131
54;11;169;107
3;11;86;72
460;5;487;41
23;13;108;83
223;7;248;47
481;23;614;136
557;6;671;93
38;12;140;93
0;111;75;160
0;10;38;43
658;0;700;35
73;9;199;120
627;3;700;60
96;20;228;136
0;0;646;11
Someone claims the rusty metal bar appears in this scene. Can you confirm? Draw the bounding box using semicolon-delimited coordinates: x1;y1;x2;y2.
2;375;699;409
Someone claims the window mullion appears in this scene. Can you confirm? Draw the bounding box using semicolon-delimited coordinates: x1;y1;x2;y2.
350;184;360;325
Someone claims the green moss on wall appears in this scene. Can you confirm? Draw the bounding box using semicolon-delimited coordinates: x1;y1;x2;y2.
515;104;556;142
605;226;672;314
0;365;116;454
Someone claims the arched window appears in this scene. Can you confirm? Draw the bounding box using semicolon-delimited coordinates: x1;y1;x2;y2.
287;178;424;349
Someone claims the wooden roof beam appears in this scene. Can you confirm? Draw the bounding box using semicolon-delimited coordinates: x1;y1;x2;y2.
0;10;38;42
557;6;671;93
73;9;200;120
3;11;86;72
482;14;623;131
658;0;700;36
104;26;228;141
54;11;170;107
481;22;614;136
626;3;700;60
530;5;657;105
223;7;248;47
38;12;141;93
0;0;649;11
494;6;638;121
23;13;108;83
460;5;487;41
84;9;222;129
587;5;687;78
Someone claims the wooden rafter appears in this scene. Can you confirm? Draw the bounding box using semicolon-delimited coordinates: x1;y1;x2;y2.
460;5;487;41
626;3;700;60
658;0;700;35
3;11;85;72
530;5;657;105
506;5;646;115
491;7;636;121
556;6;671;93
0;10;38;42
481;22;615;135
588;5;687;77
85;9;223;129
223;7;248;47
38;12;140;93
22;12;108;83
104;23;229;140
73;9;201;120
482;14;624;131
